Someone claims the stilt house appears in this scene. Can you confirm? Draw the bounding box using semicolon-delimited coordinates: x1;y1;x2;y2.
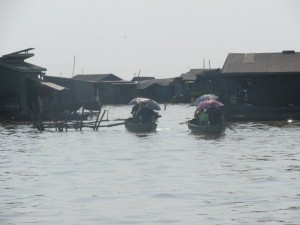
137;77;187;103
193;50;300;121
0;48;67;120
73;74;137;104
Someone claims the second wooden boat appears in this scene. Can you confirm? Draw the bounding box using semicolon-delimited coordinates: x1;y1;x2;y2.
124;118;157;132
187;118;226;135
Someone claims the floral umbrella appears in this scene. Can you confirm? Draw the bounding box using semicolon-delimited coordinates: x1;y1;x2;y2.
196;99;224;110
128;97;161;111
192;94;219;106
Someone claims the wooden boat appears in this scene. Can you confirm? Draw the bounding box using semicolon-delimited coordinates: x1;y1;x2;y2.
187;118;226;134
124;118;157;132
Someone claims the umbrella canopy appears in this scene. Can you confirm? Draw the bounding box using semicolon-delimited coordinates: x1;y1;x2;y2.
192;94;219;106
196;99;224;110
129;97;161;110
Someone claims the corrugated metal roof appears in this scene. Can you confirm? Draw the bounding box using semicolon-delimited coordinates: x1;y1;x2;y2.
40;81;68;91
73;74;122;82
0;61;46;73
2;48;35;57
138;78;180;89
222;51;300;73
131;76;155;81
32;79;68;91
0;48;46;73
110;82;136;86
45;75;99;84
138;81;160;89
180;69;220;80
180;69;204;81
101;80;136;86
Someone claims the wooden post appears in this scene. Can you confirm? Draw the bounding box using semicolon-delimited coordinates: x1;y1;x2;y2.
80;105;84;131
50;108;58;131
28;104;38;130
96;110;106;130
61;108;68;132
75;110;79;131
93;109;101;130
53;103;61;131
65;120;68;132
30;103;44;131
57;104;64;132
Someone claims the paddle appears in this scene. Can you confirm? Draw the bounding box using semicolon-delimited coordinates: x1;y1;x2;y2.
226;124;237;133
179;121;189;125
106;122;126;127
179;118;192;125
97;122;126;127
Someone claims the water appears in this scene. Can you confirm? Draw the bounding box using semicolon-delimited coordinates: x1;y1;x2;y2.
1;105;300;225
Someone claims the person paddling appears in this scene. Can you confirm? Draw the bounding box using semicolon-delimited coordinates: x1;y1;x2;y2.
136;102;160;123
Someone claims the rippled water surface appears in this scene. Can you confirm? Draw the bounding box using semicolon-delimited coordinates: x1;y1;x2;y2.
1;105;300;225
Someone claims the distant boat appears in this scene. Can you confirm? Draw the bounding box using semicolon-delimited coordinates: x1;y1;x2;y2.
124;118;157;132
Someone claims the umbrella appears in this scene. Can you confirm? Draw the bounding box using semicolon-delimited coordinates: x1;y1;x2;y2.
192;94;219;106
196;99;224;110
129;97;161;111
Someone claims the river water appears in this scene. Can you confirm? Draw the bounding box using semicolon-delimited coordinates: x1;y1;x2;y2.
1;104;300;225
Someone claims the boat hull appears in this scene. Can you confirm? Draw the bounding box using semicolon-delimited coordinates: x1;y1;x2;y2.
125;119;157;132
187;119;226;134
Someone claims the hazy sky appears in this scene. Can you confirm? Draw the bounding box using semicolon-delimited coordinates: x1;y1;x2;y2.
1;0;300;80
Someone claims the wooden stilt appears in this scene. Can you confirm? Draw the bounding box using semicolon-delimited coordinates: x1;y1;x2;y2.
94;109;101;130
96;110;106;130
80;105;84;131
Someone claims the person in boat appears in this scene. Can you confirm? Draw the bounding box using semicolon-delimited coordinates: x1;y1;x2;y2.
136;101;160;123
131;103;140;120
194;108;209;125
208;106;222;125
200;108;209;124
194;109;202;119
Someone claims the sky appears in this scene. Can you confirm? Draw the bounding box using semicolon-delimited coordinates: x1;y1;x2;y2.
1;0;300;80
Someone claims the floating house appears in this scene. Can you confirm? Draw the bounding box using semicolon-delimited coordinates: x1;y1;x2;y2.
0;48;67;121
73;74;137;104
193;51;300;121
